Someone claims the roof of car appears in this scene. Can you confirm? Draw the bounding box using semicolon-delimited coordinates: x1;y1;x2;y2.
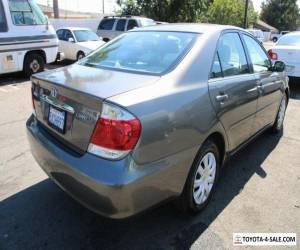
131;23;244;35
57;27;92;31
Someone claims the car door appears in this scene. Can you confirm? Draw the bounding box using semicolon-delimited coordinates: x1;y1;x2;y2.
63;29;76;60
241;33;283;133
208;32;259;151
97;18;115;40
114;19;127;38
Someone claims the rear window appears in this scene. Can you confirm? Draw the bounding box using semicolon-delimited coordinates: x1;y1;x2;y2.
277;34;300;46
80;31;196;74
98;18;115;30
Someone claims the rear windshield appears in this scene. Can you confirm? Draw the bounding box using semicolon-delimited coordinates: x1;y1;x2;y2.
277;34;300;46
79;31;196;74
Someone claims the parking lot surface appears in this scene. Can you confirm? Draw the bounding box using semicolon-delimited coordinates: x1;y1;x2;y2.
0;63;299;249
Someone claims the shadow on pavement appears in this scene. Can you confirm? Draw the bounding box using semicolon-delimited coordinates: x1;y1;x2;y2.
0;131;282;250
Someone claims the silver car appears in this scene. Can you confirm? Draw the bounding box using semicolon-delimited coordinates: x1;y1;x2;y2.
27;24;289;219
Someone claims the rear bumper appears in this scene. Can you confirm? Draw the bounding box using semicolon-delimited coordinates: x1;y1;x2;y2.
26;115;192;218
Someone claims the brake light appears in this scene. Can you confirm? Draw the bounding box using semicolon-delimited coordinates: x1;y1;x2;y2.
88;103;141;159
268;49;278;60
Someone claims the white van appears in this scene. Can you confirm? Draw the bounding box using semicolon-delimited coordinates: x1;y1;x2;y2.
0;0;58;77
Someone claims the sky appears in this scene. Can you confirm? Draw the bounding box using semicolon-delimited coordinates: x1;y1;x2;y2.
35;0;300;14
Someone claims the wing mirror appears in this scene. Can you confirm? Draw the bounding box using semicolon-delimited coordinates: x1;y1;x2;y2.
68;37;75;43
273;61;286;72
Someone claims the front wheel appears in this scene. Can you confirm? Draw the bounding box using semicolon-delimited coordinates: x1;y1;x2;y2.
177;140;220;213
272;37;278;43
23;53;45;78
272;94;287;133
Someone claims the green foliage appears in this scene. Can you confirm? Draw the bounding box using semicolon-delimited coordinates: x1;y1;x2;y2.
120;0;209;22
206;0;257;27
260;0;300;31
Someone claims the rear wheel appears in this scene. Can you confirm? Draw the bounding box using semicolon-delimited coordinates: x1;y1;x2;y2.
23;53;45;78
77;51;85;61
177;140;220;213
272;37;278;43
272;94;287;133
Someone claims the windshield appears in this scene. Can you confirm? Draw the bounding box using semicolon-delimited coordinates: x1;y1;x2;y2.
277;34;300;46
80;31;196;74
8;0;47;25
74;30;99;42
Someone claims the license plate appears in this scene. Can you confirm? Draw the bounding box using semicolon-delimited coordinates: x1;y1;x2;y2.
48;105;66;133
286;65;295;73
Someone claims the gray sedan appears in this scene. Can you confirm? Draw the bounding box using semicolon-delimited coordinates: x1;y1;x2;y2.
27;24;289;219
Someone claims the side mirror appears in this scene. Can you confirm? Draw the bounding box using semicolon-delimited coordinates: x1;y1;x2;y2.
273;61;286;72
68;37;75;43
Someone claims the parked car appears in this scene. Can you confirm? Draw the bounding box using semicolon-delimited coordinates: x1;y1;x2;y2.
56;27;105;61
0;0;58;77
246;29;264;43
268;31;300;77
271;31;289;43
27;24;289;219
97;15;156;42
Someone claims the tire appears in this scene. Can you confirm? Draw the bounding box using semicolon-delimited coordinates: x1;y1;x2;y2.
23;53;45;78
77;51;85;61
272;94;287;133
272;37;278;43
177;139;220;213
103;38;110;42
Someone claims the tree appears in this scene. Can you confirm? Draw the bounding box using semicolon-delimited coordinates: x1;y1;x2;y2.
53;0;59;18
206;0;257;27
260;0;300;31
120;0;209;22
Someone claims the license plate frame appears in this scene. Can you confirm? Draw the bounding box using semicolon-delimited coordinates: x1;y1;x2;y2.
48;105;66;134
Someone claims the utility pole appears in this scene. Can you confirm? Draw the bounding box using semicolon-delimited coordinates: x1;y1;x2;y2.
53;0;59;19
102;0;105;14
243;0;249;29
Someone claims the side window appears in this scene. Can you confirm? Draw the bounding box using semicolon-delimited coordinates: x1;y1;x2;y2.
127;19;138;30
210;53;223;78
98;18;115;30
56;29;64;40
116;19;126;31
243;34;271;73
217;33;250;77
64;30;74;41
8;0;47;25
0;0;8;32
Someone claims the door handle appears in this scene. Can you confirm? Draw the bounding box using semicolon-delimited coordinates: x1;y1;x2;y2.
216;94;229;102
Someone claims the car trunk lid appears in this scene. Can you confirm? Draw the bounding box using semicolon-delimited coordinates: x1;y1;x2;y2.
272;45;300;63
32;64;160;154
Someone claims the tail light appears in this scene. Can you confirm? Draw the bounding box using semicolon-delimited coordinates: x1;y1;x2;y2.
268;49;278;60
88;102;141;159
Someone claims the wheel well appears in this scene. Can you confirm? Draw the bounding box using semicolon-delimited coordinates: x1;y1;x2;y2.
24;50;46;63
77;51;84;57
205;132;226;165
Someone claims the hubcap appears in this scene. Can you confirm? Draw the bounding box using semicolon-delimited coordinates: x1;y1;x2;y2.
78;54;84;60
30;59;40;73
277;97;286;130
193;152;216;205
